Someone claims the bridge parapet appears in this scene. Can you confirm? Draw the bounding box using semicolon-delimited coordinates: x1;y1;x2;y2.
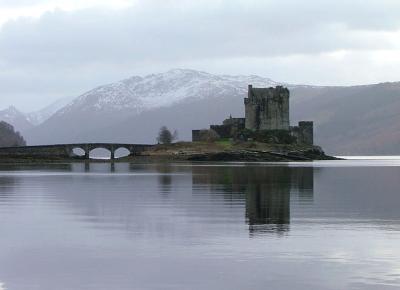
0;143;154;160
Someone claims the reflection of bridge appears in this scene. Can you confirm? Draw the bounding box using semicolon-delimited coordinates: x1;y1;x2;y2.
0;143;154;160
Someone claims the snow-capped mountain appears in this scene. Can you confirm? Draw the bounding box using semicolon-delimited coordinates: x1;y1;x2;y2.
0;106;33;133
27;69;282;145
27;96;75;125
0;96;76;137
57;69;281;116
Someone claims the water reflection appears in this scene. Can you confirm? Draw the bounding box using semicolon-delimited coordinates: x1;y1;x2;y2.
1;162;400;290
2;162;398;232
156;164;173;194
0;176;17;199
192;166;313;236
246;183;291;235
0;162;314;238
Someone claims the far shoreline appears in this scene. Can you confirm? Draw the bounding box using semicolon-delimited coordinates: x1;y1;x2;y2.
0;141;339;163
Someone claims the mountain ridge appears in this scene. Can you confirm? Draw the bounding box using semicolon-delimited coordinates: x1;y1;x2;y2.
1;69;399;155
0;106;34;133
55;69;282;117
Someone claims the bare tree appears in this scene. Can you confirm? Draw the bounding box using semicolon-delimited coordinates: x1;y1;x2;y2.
172;129;179;141
157;126;173;144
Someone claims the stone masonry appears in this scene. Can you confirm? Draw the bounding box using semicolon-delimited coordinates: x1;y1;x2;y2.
0;143;154;160
244;85;290;131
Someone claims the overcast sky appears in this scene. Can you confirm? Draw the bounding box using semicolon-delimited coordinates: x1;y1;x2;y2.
1;0;400;111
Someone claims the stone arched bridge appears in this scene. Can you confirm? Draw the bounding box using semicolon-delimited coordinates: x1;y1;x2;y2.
0;143;155;160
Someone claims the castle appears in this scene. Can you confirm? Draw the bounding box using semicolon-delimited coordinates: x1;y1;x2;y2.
192;85;314;145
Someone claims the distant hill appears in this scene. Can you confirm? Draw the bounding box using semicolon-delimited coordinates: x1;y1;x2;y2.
0;96;75;135
15;69;400;155
291;82;400;155
0;121;26;147
0;106;33;134
26;96;75;125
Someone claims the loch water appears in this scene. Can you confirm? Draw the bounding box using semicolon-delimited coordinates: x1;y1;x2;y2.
0;160;400;290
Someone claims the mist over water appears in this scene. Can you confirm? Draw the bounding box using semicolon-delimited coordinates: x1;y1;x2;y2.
0;161;400;289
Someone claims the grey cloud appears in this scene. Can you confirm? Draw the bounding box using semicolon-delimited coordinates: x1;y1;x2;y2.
0;0;44;6
0;0;400;110
1;0;400;65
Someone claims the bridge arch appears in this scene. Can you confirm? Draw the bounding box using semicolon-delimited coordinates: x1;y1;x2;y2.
0;143;153;161
114;147;131;159
63;143;153;160
89;147;112;159
71;147;86;157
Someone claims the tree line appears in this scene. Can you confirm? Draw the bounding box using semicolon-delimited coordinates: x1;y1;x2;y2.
0;121;26;147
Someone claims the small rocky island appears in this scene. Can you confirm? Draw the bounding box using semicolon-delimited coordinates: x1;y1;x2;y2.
133;85;335;162
135;141;333;162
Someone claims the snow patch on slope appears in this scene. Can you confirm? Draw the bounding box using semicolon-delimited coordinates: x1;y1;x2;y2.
56;68;282;117
27;96;75;125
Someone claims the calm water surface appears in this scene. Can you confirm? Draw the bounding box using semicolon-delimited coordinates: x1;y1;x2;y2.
0;160;400;290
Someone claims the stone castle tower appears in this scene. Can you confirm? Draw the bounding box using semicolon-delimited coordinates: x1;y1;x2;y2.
192;84;313;145
244;85;290;131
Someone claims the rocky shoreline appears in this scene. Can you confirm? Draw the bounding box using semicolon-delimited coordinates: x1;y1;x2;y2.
185;149;336;162
0;142;338;163
127;142;338;162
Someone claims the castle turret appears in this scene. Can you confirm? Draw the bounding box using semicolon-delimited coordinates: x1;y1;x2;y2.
298;121;313;145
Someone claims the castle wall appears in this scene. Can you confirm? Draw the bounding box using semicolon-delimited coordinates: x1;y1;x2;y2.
264;90;290;130
244;86;259;130
291;121;313;145
298;121;313;145
210;124;232;138
244;85;290;131
210;117;245;139
192;130;201;142
222;117;245;127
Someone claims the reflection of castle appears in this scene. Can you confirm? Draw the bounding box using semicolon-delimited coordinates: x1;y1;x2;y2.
192;85;313;145
192;166;314;236
245;181;291;235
